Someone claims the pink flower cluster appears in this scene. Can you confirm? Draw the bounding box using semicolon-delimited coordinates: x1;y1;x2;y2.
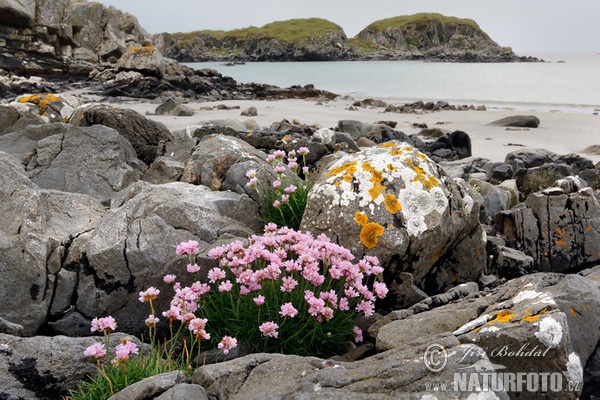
203;224;387;324
91;316;117;334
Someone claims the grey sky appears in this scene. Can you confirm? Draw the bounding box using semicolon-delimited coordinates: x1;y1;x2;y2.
95;0;599;54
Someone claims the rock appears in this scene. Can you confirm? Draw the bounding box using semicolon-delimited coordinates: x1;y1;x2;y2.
485;161;514;184
496;188;600;273
79;181;258;336
301;141;485;302
488;115;541;128
505;148;556;170
424;130;472;161
0;121;69;165
115;45;165;78
0;0;35;27
108;371;193;400
26;125;144;203
240;106;258;116
154;383;209;400
0;151;106;335
514;163;572;198
14;93;78;122
70;104;173;163
143;156;185;184
494;245;535;279
470;179;515;224
0;333;145;400
0;104;22;134
181;134;274;203
154;98;194;116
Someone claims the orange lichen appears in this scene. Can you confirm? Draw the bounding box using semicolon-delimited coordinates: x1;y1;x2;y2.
488;310;518;324
360;222;385;248
18;94;61;104
521;308;547;322
405;157;439;190
569;307;581;316
389;148;405;156
362;161;387;201
383;193;402;214
326;161;358;184
354;211;368;226
129;45;156;55
378;142;397;149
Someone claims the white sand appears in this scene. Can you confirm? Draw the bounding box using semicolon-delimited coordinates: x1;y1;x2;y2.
109;97;600;164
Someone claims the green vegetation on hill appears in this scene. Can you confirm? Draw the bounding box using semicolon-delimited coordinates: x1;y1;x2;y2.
172;18;344;44
365;12;487;37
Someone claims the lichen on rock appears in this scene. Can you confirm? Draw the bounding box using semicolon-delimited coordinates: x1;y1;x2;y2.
301;140;484;296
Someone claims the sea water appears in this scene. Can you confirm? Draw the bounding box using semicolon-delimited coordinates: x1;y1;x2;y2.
185;52;600;114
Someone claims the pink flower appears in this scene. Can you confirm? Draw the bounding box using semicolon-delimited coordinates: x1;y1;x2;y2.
287;160;298;169
280;276;298;292
245;169;256;179
302;166;310;175
176;240;200;255
218;336;238;355
284;185;297;194
114;337;138;364
281;195;290;203
273;200;281;208
353;326;363;343
207;267;226;283
163;274;176;284
272;180;282;188
298;147;309;155
218;280;233;292
280;302;298;318
259;321;279;338
274;165;286;174
84;343;106;360
187;263;200;274
246;177;258;187
339;297;349;311
239;285;251;295
189;318;211;340
138;287;160;303
253;295;265;305
287;150;297;158
356;300;375;317
145;314;159;327
91;316;117;334
373;281;389;299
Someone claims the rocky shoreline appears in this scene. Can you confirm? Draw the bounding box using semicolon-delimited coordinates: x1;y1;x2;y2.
0;1;598;399
1;67;600;397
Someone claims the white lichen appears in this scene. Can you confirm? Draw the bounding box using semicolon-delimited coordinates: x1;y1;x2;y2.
534;316;563;348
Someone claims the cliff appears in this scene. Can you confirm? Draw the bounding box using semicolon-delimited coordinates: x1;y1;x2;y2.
161;13;537;63
0;0;154;76
161;18;359;62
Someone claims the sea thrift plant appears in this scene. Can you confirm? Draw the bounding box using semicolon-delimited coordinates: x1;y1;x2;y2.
247;147;311;230
173;224;388;357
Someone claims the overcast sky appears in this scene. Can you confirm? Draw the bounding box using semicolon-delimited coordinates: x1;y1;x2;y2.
94;0;599;54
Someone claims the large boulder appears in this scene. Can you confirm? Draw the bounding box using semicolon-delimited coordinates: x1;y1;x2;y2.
0;333;145;400
115;45;166;78
488;115;541;128
301;141;485;302
0;0;35;27
77;181;259;336
496;188;600;273
26;124;144;203
70;104;173;163
0;151;106;335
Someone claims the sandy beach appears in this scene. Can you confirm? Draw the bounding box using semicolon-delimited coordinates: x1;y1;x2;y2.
102;96;600;164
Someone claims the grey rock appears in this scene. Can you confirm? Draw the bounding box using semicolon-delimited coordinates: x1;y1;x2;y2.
0;122;69;165
154;383;208;400
80;181;258;336
495;245;535;279
0;0;35;27
0;332;143;400
0;151;106;334
0;104;21;134
155;98;195;116
301;141;485;302
240;106;258;116
505;148;556;169
514;163;572;198
488;115;540;128
70;104;173;164
108;371;190;400
496;189;600;273
115;45;165;78
27;125;143;203
143;156;185;184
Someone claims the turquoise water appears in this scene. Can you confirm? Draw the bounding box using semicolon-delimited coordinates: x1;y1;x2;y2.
185;52;600;114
